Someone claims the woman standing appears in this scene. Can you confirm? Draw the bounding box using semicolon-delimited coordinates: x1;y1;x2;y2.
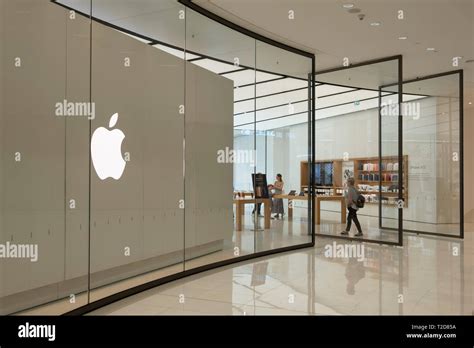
270;174;284;219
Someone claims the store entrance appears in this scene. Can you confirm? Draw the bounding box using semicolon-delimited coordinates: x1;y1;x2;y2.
313;56;404;245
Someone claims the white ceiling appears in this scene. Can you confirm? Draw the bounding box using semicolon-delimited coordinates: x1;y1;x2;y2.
55;0;467;131
195;0;474;105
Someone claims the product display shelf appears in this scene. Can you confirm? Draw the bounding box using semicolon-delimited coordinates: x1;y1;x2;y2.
354;155;408;207
300;155;408;207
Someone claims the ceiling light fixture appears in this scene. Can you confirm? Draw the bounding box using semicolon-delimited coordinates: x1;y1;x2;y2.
426;47;436;51
398;36;408;40
343;4;355;9
370;22;381;26
469;102;473;105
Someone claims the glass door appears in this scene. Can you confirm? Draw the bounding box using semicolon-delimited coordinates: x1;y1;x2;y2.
315;56;403;245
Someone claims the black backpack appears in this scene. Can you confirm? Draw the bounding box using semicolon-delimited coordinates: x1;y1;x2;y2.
356;193;365;208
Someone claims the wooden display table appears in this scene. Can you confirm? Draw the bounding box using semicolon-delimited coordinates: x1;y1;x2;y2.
273;194;346;225
233;198;271;231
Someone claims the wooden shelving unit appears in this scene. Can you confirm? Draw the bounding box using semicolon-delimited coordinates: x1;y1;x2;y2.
300;155;408;206
354;155;408;207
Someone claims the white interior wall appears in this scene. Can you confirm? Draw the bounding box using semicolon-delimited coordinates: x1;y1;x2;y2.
434;97;461;224
464;104;474;223
233;133;254;191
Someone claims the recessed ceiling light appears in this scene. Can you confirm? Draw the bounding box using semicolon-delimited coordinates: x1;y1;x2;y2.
398;36;408;40
469;102;473;105
370;22;381;26
426;47;436;51
343;4;355;9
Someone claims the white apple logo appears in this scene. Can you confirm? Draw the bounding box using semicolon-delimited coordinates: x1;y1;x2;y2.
91;113;126;180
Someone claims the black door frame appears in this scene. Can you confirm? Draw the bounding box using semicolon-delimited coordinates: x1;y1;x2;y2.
314;55;404;246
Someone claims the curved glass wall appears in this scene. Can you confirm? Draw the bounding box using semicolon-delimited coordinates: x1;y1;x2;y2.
0;0;314;314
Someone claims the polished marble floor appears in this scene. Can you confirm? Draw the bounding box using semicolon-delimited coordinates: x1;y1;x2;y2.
90;222;473;315
18;207;470;315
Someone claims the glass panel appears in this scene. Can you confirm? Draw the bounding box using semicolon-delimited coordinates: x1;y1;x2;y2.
88;0;185;302
63;0;92;313
379;89;402;234
184;8;256;270
0;0;91;314
0;0;315;314
254;41;313;252
400;73;461;236
315;58;402;244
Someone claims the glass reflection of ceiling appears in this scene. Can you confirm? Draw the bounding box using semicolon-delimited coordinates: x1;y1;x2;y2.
56;0;429;132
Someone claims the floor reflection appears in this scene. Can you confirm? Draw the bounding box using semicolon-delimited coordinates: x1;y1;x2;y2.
90;223;473;315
